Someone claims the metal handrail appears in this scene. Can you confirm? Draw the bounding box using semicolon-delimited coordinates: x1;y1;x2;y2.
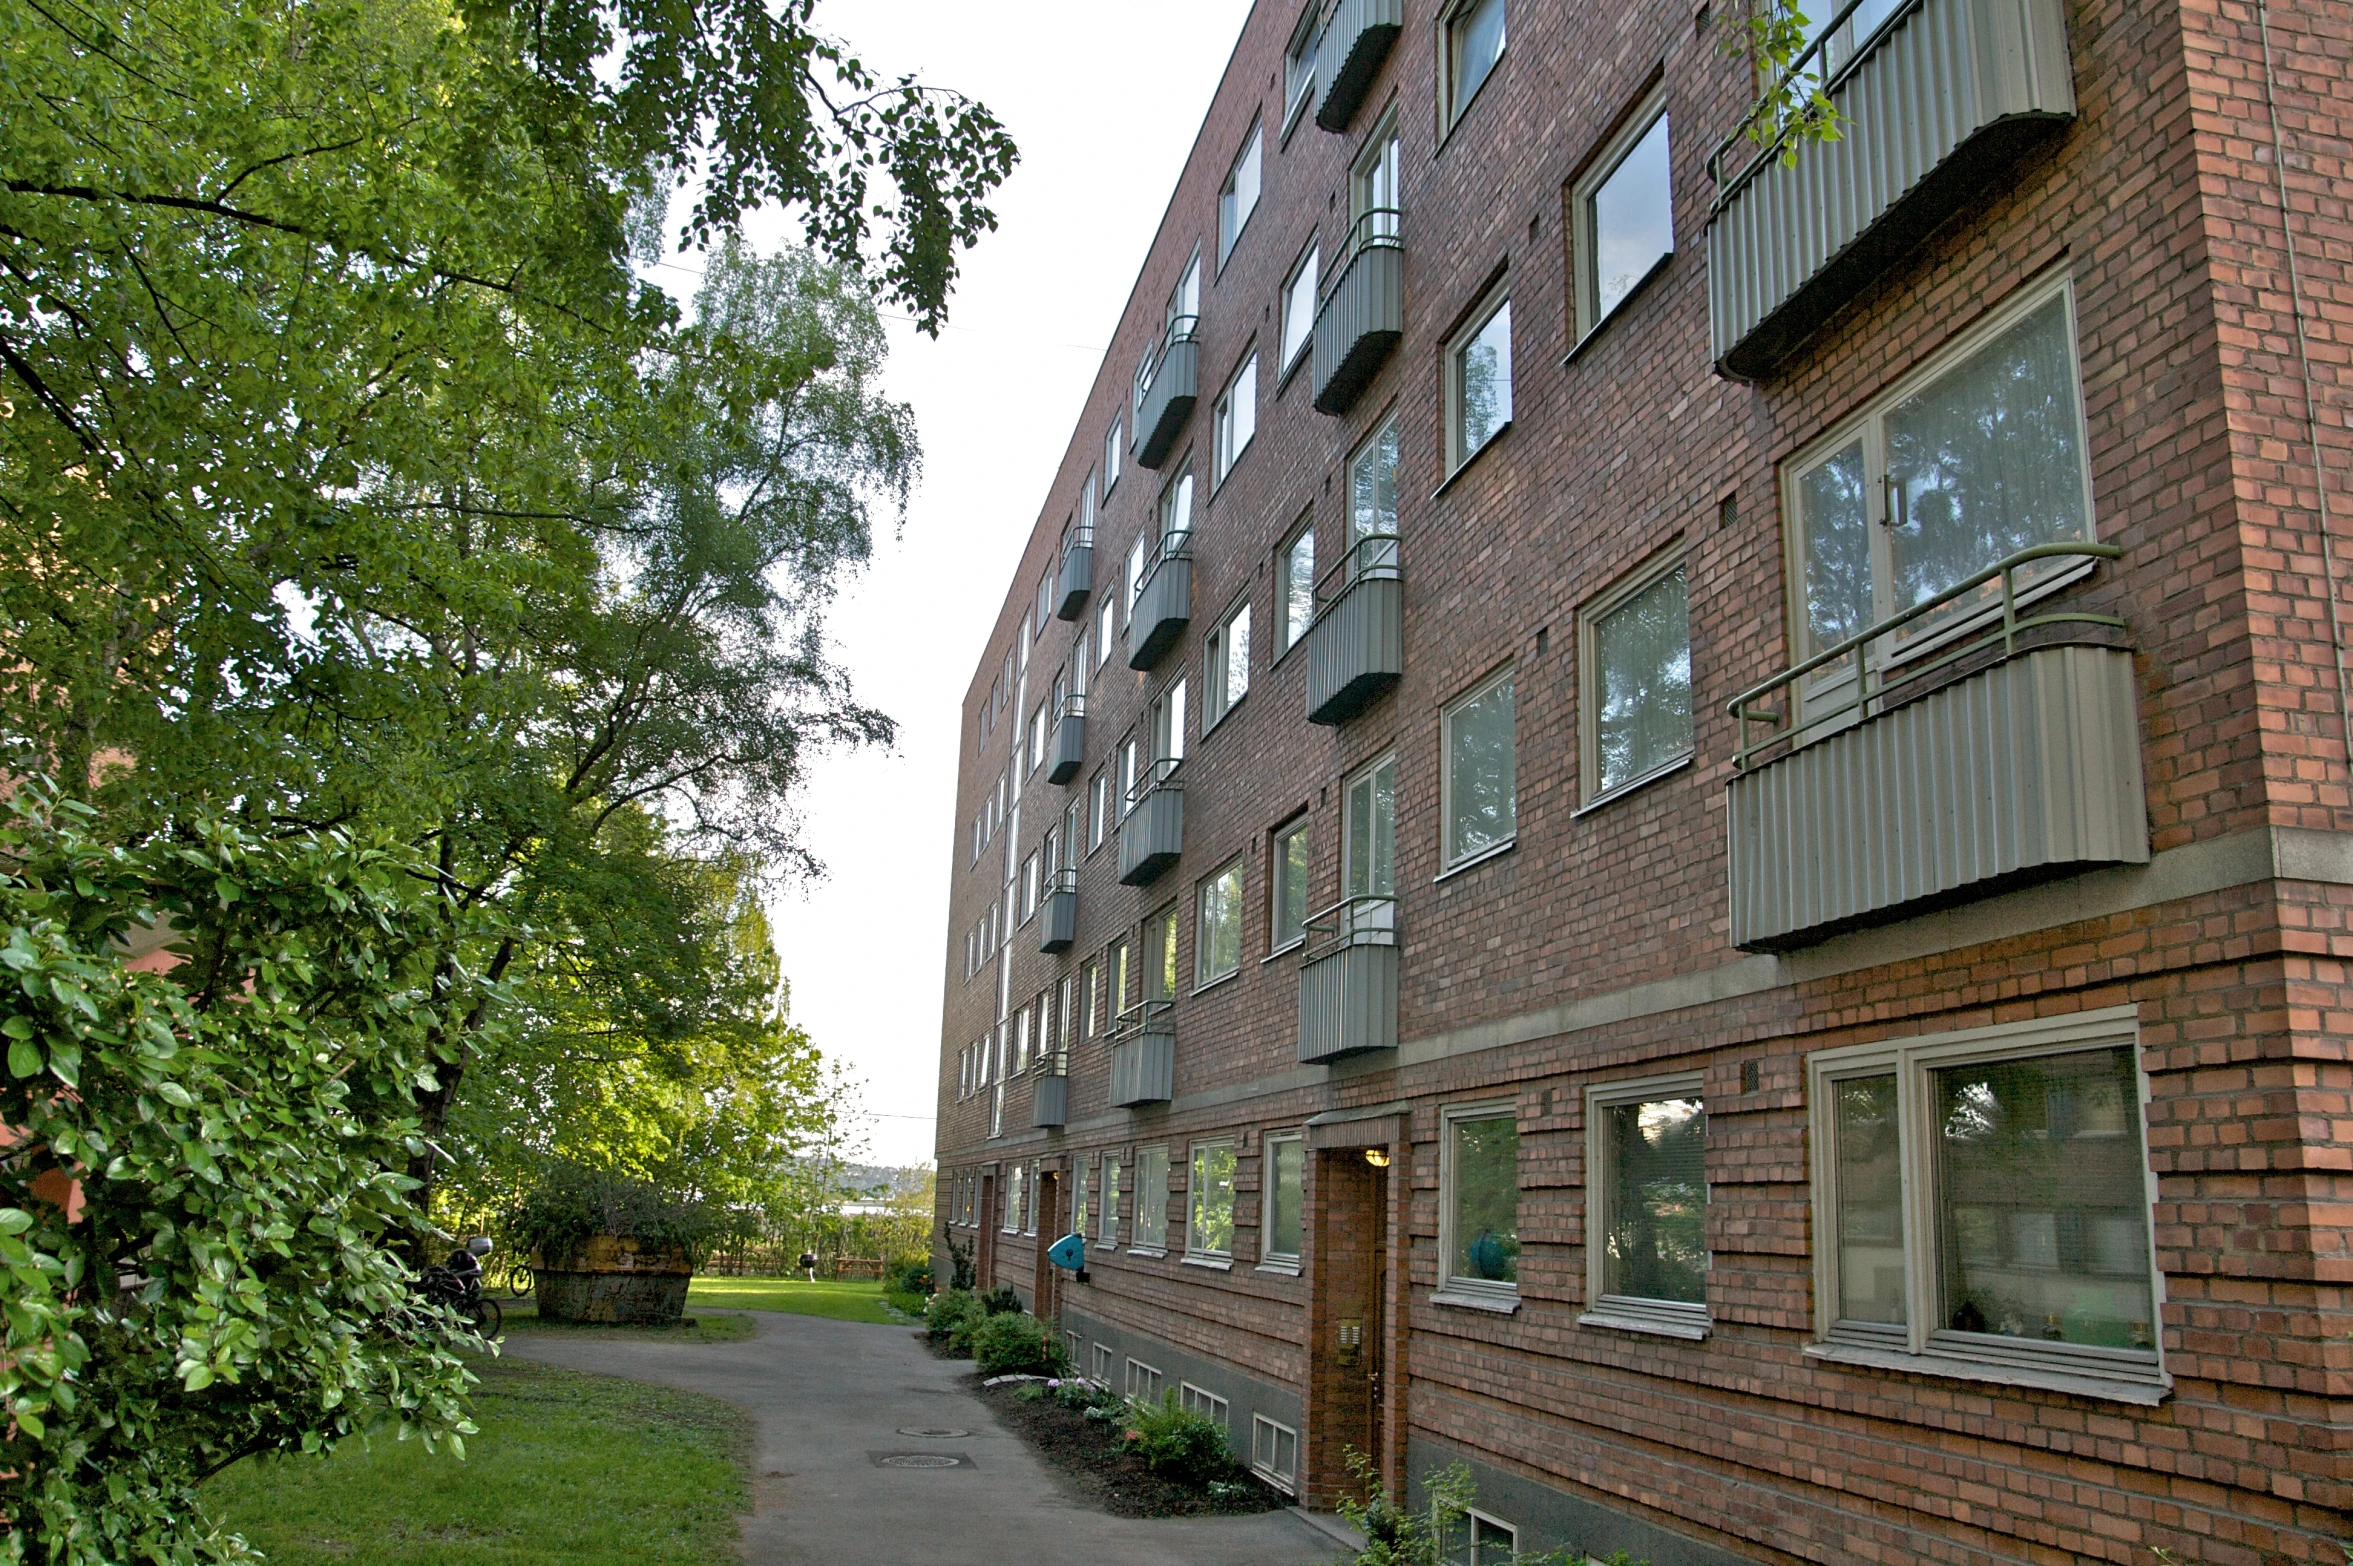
1728;541;2125;771
1311;531;1401;622
1141;525;1193;584
1108;997;1174;1043
1706;0;1928;210
1044;864;1077;896
1124;754;1183;812
1137;313;1201;403
1064;520;1095;555
1302;893;1397;964
1334;207;1402;270
1057;691;1087;720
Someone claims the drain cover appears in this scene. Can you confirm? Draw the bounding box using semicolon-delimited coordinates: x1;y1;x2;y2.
895;1427;972;1439
872;1452;971;1469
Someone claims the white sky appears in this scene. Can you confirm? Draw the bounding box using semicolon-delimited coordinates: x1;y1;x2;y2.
710;1;1257;1166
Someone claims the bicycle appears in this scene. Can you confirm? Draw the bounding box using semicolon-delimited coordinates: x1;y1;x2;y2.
419;1236;505;1339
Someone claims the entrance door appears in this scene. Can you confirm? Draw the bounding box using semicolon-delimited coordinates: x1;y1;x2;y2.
1305;1147;1393;1506
1031;1171;1063;1319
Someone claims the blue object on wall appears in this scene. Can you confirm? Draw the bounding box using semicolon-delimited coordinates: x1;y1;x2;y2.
1047;1233;1088;1272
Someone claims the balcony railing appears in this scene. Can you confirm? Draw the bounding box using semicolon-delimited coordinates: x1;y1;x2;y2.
1726;543;2147;949
1117;758;1184;886
1047;694;1086;786
1056;524;1094;621
1030;1049;1068;1128
1297;895;1397;1064
1314;0;1403;131
1312;210;1403;416
1704;0;2075;380
1126;528;1193;670
1133;315;1200;470
1107;1000;1175;1107
1305;531;1402;725
1038;866;1078;954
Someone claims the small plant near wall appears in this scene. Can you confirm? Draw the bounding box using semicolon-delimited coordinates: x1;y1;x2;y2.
970;1312;1067;1378
1333;1453;1606;1566
1120;1392;1234;1487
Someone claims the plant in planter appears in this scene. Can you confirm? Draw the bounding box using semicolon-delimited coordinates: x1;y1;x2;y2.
505;1162;718;1324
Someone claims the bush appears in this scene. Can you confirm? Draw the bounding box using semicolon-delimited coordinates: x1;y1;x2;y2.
924;1288;978;1346
1122;1390;1235;1486
1335;1455;1597;1566
885;1255;933;1295
505;1162;717;1268
970;1311;1067;1378
978;1284;1021;1316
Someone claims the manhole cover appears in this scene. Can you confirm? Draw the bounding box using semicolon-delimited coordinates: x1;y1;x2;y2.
895;1427;972;1439
872;1452;970;1470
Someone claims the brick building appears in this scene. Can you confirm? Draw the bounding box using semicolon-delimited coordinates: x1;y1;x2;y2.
930;0;2352;1559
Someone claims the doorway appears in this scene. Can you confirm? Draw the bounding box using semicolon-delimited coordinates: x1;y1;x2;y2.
1030;1169;1063;1318
1306;1145;1392;1507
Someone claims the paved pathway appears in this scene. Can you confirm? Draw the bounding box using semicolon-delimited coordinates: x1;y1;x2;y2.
504;1310;1338;1566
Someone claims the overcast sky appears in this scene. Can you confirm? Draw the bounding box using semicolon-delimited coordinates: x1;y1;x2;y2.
676;1;1256;1166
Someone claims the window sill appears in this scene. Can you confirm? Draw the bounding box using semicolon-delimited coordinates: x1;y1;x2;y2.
1262;936;1306;965
1256;1258;1302;1276
1201;690;1246;737
1563;253;1673;367
1276;340;1312;394
1181;1254;1234;1272
1127;1246;1168;1260
1434;838;1516;883
1574;751;1694;817
1431;1287;1521;1315
1191;969;1242;998
1434;420;1512;500
1094;1238;1119;1251
1802;1340;2170;1405
1578;1308;1710;1341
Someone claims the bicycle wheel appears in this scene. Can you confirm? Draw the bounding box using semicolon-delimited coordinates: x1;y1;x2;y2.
508;1263;534;1299
472;1298;504;1339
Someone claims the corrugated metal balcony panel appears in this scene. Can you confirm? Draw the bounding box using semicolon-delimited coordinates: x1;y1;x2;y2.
1055;545;1092;621
1029;1074;1067;1128
1306;574;1403;725
1707;0;2074;378
1133;337;1198;469
1039;887;1077;954
1109;1032;1175;1107
1314;0;1404;130
1727;645;2147;950
1311;242;1403;416
1117;786;1184;886
1127;555;1192;670
1047;711;1085;786
1298;942;1398;1064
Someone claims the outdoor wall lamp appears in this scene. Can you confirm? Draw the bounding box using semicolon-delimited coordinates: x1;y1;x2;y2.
1363;1148;1391;1168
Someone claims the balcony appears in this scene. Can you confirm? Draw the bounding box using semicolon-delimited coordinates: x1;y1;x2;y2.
1126;530;1192;670
1726;544;2146;950
1048;695;1086;786
1298;896;1397;1065
1037;867;1078;954
1314;0;1402;131
1133;317;1199;470
1030;1056;1068;1129
1108;1001;1175;1107
1306;534;1402;725
1117;761;1183;886
1312;212;1402;417
1704;0;2075;381
1056;526;1094;621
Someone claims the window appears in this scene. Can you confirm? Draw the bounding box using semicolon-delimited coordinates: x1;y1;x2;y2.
1073;1155;1090;1237
1187;1141;1237;1258
1466;1512;1519;1565
1345;753;1397;899
1145;902;1179;1003
1124;1358;1164;1402
1444;0;1506;129
1088;767;1109;848
1352;115;1401;238
1280;244;1319;372
1024;1160;1040;1234
1448;291;1513;471
1179;1383;1228;1427
1158;466;1195;548
1104;417;1122;495
1212;352;1258;485
1442;668;1515;867
1252;1416;1299;1491
1100;1153;1123;1245
1218;122;1262;266
1584;1075;1708;1336
1278;520;1316;654
1348;415;1400;556
1096;593;1116;668
1204;600;1250;728
1118;734;1140;814
1573;93;1673;338
1093;1342;1115;1383
1284;3;1323;127
1582;550;1692;802
1065;1330;1083;1366
1196;860;1244;987
1029;701;1048;775
1126;532;1148;611
1013;1004;1031;1073
1135;1145;1170;1250
1807;1008;2162;1391
1438;1103;1519;1305
1271;818;1312;951
1081;961;1100;1038
1037;569;1054;637
1005;1162;1025;1233
1020;852;1039;922
1108;939;1130;1020
1786;281;2093;687
1064;799;1083;866
1149;675;1187;772
1262;1132;1304;1265
1167;250;1202;339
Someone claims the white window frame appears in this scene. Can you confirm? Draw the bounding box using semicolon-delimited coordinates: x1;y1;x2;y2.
1020;852;1040;923
1283;2;1323;131
1269;817;1312;956
1259;1130;1305;1270
1194;858;1245;990
1099;1151;1123;1247
1434;1099;1521;1312
1212;350;1258;488
1133;1143;1171;1253
1092;1342;1115;1385
1149;675;1187;772
1578;545;1694;808
1343;751;1398;900
1439;663;1517;871
1179;1382;1230;1428
1280;242;1320;376
1571;87;1673;342
1580;1071;1710;1340
1441;0;1507;134
1804;1004;2168;1401
1465;1510;1519;1566
1277;516;1316;658
1445;286;1513;473
1104;417;1123;496
1003;1161;1025;1233
1124;1358;1164;1403
1185;1138;1238;1263
1143;900;1179;1005
1203;598;1251;731
1088;767;1109;849
1024;1158;1040;1235
1251;1414;1299;1493
1217;120;1263;268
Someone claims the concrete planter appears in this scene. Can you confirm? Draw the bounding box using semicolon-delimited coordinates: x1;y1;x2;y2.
532;1234;695;1324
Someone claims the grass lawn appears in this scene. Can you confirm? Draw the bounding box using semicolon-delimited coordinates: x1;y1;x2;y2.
685;1275;902;1324
204;1357;749;1565
499;1301;754;1343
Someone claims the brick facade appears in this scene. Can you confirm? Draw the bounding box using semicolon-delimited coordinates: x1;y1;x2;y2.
931;0;2353;1560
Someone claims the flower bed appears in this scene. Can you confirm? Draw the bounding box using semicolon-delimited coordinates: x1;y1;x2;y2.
973;1376;1288;1520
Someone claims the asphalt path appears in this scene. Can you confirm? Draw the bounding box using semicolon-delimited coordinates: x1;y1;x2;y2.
503;1309;1339;1565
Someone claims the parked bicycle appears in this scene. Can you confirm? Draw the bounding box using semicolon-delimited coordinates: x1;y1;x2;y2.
419;1234;504;1338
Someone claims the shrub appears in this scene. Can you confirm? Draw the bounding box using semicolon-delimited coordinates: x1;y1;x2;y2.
978;1284;1021;1316
1335;1454;1595;1566
924;1288;978;1345
505;1162;717;1268
885;1255;933;1295
1122;1390;1235;1486
970;1311;1067;1377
